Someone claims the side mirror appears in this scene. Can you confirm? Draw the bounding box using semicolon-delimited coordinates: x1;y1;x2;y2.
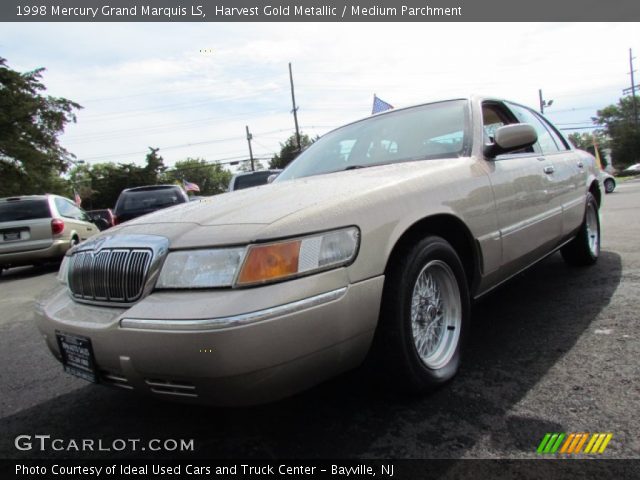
267;174;279;184
484;124;537;158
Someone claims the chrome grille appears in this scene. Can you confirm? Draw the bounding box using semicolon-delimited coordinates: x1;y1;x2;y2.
68;248;152;303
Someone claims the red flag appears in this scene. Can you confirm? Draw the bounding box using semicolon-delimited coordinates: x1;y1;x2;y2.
183;180;200;192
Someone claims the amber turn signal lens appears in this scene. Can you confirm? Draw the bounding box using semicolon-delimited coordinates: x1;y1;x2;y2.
237;240;301;285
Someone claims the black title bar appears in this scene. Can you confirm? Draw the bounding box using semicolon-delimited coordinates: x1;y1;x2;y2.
1;0;640;22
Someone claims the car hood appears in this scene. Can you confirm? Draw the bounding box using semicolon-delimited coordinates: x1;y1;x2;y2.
110;160;467;247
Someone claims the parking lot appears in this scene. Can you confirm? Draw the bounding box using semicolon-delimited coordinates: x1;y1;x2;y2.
1;180;639;460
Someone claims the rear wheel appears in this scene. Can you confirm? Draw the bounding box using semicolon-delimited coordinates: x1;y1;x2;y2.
604;178;615;193
374;236;470;392
561;193;600;266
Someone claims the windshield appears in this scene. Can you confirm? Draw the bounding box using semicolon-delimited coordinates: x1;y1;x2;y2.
277;100;469;181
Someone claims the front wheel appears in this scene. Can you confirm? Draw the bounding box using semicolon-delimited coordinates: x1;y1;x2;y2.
373;236;470;392
561;193;600;266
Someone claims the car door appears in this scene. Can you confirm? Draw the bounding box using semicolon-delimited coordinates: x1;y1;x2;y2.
506;103;585;238
481;101;563;276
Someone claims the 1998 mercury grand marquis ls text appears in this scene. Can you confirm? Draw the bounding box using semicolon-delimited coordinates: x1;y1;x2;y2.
35;96;602;405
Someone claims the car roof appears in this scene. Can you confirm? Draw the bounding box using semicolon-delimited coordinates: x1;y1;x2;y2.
121;185;184;192
232;169;282;178
0;194;53;203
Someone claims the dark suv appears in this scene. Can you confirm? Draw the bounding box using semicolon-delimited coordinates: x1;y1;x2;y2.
228;170;282;191
113;185;189;225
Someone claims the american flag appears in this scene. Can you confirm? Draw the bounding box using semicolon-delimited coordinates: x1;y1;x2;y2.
372;94;394;114
74;190;82;206
183;180;200;192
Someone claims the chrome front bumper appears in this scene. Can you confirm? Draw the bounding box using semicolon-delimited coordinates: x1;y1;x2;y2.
35;272;384;405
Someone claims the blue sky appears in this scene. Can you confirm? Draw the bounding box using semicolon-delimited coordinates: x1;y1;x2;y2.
1;22;638;170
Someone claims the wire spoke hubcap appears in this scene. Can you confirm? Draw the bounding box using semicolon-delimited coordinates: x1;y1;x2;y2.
410;260;461;369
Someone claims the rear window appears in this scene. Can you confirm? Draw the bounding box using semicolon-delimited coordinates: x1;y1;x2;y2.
116;189;185;213
233;171;274;190
0;200;51;222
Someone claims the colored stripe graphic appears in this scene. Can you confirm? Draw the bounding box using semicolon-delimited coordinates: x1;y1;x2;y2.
573;433;589;453
537;433;613;454
560;433;576;453
537;433;552;453
598;434;613;453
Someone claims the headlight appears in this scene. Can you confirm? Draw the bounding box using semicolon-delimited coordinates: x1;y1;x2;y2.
236;226;360;286
57;255;71;284
155;227;360;289
156;247;246;288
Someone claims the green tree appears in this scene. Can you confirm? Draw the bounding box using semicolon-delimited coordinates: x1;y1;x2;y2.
142;146;166;184
164;158;232;195
567;131;609;168
0;57;81;197
269;133;316;169
68;163;97;208
593;96;640;169
69;162;142;209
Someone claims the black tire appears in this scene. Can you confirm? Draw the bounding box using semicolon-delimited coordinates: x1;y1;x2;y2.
604;178;615;194
561;193;600;266
372;236;470;392
70;236;79;248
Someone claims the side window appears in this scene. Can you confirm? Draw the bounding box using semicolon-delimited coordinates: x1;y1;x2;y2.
78;209;91;222
482;102;537;155
536;114;570;151
507;103;560;155
55;198;84;220
482;105;507;142
54;198;73;218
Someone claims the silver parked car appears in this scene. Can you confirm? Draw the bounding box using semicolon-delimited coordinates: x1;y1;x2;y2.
602;172;616;193
1;195;98;274
35;96;602;405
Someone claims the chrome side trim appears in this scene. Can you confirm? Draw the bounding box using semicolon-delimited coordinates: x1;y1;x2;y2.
562;195;585;212
120;287;348;331
473;236;575;300
500;206;562;238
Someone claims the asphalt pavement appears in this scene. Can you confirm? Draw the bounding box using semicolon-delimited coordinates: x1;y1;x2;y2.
1;180;639;462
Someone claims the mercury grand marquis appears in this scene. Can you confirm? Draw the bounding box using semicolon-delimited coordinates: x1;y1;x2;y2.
35;96;602;405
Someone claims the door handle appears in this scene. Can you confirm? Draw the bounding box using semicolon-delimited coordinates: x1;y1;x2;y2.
577;161;584;168
543;165;555;174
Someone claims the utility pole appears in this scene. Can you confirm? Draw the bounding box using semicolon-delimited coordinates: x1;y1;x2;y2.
538;89;553;114
289;62;301;151
629;48;638;129
245;125;255;171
